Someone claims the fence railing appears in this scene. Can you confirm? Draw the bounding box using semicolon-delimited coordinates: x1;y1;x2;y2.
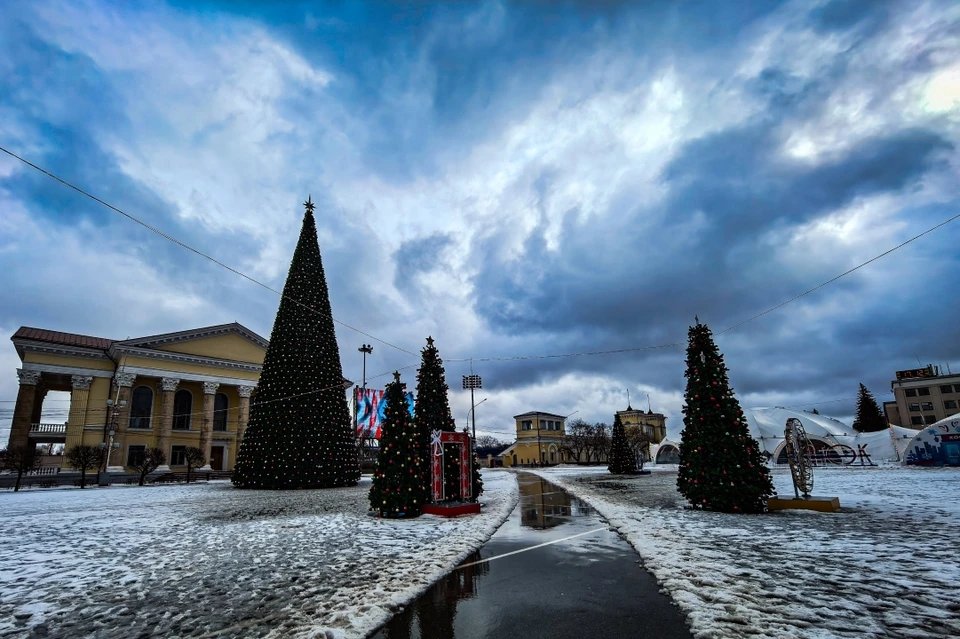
30;423;68;435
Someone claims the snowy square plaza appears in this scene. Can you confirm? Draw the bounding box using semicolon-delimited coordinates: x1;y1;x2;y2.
2;467;958;638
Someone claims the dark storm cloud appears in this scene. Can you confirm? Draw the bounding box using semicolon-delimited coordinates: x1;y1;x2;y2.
392;232;454;292
810;0;893;34
472;124;952;338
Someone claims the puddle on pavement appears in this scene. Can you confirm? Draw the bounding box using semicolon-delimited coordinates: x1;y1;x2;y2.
371;472;692;639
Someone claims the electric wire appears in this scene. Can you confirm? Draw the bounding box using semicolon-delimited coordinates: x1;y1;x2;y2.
4;145;958;367
0;145;417;357
448;210;960;363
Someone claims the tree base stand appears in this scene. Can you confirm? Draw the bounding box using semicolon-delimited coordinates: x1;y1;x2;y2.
768;496;840;512
421;502;481;517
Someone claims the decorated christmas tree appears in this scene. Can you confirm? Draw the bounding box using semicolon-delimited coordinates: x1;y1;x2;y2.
677;319;773;513
413;337;462;501
369;372;427;517
607;413;636;474
470;449;484;502
233;197;359;489
853;383;886;432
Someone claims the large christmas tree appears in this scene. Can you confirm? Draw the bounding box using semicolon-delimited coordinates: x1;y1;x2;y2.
233;197;359;489
607;413;637;474
853;383;886;432
413;337;463;501
369;372;427;517
677;320;773;513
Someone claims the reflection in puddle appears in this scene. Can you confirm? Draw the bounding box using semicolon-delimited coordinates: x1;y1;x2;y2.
519;475;593;529
373;475;604;639
375;550;488;638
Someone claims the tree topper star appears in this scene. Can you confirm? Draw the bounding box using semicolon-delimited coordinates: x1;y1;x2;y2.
393;370;402;383
426;336;434;346
304;195;315;213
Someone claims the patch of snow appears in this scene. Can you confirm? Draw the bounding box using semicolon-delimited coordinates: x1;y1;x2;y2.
0;470;518;638
530;466;960;639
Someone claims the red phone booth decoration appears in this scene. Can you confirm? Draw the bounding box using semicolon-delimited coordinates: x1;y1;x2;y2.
422;429;480;517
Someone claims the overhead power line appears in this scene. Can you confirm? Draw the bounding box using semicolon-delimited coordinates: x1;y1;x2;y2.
449;210;960;363
0;145;417;357
3;146;957;369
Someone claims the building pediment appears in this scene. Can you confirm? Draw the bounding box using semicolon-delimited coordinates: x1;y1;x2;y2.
110;323;267;366
115;322;268;351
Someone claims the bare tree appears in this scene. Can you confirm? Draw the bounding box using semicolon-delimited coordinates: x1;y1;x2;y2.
588;422;611;463
185;447;205;483
560;419;592;463
132;447;167;486
624;425;656;470
66;444;105;489
1;445;42;492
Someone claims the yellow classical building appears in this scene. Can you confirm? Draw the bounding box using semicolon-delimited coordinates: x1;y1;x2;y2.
617;404;668;443
500;411;570;467
8;323;268;473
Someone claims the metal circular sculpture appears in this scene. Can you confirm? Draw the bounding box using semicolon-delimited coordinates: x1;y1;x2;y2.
785;418;814;498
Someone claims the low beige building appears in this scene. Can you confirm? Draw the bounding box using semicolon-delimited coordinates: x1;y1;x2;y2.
500;411;571;467
884;365;960;428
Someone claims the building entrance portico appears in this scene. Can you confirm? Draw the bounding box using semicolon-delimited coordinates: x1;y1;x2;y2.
7;323;267;476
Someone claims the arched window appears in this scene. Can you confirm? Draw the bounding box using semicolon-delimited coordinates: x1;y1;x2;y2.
173;390;192;430
213;392;229;431
129;386;153;429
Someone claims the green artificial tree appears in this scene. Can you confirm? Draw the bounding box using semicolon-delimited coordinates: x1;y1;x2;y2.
677;319;773;513
233;197;359;489
470;448;484;502
370;372;428;517
607;414;637;474
413;337;464;501
853;383;887;432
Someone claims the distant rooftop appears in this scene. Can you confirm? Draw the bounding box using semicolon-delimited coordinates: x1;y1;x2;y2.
513;411;568;420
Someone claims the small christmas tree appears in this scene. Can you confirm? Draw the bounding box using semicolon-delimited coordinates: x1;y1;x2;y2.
470;450;484;502
607;414;637;474
414;337;462;501
677;319;773;513
370;372;427;517
233;197;359;489
853;383;887;432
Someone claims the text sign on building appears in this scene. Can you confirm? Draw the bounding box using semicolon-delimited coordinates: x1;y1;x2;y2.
896;366;935;381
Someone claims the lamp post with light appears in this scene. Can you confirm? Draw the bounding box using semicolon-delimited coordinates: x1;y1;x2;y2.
98;395;125;485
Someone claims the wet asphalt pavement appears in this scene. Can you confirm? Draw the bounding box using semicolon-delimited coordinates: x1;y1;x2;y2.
372;472;692;639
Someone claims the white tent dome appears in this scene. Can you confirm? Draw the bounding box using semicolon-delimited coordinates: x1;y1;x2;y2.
903;413;960;466
659;407;920;465
743;407;919;464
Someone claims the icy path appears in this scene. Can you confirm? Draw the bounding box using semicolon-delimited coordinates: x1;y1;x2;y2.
0;470;518;639
530;466;960;639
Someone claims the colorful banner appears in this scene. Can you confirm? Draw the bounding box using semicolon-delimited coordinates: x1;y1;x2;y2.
905;417;960;467
354;387;414;439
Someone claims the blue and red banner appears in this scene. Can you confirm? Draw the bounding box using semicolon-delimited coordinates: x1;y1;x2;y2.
355;387;414;439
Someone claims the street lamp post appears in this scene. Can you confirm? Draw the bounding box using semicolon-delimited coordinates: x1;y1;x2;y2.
358;344;373;389
99;396;125;484
461;373;482;445
559;409;579;464
356;344;373;462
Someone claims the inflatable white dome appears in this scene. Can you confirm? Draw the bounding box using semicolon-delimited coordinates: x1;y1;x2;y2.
657;407;920;465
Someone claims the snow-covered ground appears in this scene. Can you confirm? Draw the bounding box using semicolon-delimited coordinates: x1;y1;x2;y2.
0;470;518;639
530;465;960;639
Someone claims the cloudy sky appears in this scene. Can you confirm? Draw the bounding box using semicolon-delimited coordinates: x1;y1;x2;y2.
2;0;959;443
